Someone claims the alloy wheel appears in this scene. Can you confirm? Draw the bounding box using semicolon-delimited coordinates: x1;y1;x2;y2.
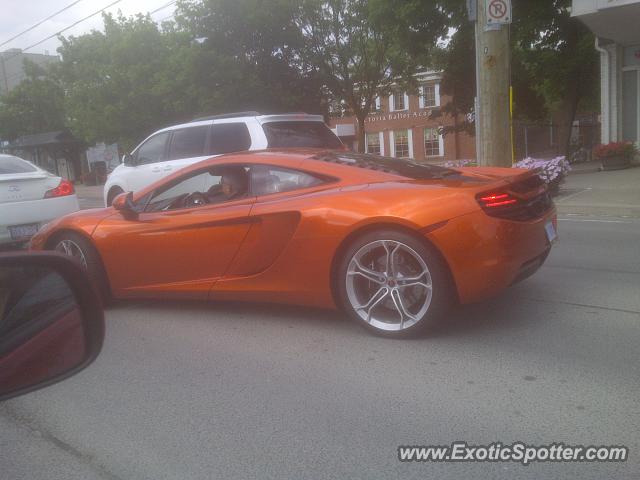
55;239;88;269
345;239;432;331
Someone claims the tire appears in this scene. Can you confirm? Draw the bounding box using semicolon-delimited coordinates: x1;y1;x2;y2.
107;187;124;206
50;231;111;306
335;229;453;338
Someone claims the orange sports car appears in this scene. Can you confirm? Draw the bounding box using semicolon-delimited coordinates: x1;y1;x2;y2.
30;150;557;337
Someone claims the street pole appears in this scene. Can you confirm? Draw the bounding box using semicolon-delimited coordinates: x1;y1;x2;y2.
474;0;513;167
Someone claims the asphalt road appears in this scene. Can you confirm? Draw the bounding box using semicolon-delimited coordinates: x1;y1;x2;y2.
2;216;639;480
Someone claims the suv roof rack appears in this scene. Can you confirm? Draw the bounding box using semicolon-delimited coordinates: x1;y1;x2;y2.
191;111;262;122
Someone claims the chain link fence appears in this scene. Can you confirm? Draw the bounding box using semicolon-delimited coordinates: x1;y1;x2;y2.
513;120;601;162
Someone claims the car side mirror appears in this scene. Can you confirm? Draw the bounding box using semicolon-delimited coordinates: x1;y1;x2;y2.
0;252;104;401
112;191;139;220
122;153;135;166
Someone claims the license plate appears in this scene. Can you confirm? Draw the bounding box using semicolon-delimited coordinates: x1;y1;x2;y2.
8;223;39;240
544;221;557;243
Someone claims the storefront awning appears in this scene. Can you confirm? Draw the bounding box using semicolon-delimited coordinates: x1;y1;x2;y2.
573;1;640;46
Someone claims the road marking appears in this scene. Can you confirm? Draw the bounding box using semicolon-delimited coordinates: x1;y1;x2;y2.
523;297;640;315
558;218;635;224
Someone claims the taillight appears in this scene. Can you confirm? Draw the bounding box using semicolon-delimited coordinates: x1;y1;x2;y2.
478;192;518;208
44;179;75;198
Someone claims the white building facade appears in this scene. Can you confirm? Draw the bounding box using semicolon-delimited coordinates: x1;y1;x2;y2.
572;0;640;145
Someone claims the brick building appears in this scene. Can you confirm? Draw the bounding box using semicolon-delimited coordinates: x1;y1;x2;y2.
329;72;476;163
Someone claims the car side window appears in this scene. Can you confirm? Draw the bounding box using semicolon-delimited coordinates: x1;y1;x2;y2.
167;126;209;160
207;123;252;155
250;165;325;196
144;165;250;212
134;132;170;165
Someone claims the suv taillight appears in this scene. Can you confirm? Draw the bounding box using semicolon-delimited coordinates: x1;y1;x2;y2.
44;179;75;198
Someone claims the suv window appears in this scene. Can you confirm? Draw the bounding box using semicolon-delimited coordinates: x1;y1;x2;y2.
135;132;170;165
250;165;325;196
207;123;252;155
262;121;343;149
168;126;209;160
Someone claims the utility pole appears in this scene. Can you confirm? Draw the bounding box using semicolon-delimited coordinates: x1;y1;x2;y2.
474;0;513;167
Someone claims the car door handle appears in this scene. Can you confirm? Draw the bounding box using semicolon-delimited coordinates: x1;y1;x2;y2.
163;165;173;171
151;167;161;173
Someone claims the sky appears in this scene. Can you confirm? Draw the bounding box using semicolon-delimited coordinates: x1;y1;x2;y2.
0;0;177;56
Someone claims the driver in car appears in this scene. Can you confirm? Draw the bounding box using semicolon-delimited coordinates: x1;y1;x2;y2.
206;167;248;203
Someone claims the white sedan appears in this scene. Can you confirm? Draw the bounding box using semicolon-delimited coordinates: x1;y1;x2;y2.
1;154;79;246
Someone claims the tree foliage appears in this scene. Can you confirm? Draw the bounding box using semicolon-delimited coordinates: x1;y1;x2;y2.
432;0;598;153
296;0;445;151
0;60;65;141
0;0;599;158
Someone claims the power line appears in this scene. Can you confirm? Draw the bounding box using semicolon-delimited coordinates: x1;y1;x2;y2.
21;0;124;54
0;0;85;49
150;0;177;15
1;0;177;86
1;0;123;87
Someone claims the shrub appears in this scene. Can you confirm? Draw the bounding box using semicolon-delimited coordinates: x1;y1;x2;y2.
593;142;637;159
443;159;476;168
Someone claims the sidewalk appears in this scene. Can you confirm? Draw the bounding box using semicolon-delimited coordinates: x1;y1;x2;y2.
555;164;640;217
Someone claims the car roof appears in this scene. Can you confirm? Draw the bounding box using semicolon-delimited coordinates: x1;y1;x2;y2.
158;149;401;183
154;113;325;135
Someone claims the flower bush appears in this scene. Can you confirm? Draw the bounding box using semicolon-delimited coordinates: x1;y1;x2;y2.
443;159;477;168
593;141;637;159
514;156;570;185
443;156;570;194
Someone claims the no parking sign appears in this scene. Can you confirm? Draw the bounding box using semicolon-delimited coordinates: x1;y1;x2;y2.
486;0;511;24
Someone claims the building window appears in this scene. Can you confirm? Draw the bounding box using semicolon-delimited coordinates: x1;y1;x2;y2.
392;91;406;111
424;127;442;157
393;129;410;158
366;132;381;155
422;85;436;108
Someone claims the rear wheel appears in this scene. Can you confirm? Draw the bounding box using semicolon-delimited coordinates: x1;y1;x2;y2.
336;229;452;337
52;232;111;305
107;187;124;206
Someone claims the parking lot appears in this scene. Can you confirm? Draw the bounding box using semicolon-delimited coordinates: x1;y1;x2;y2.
2;215;639;479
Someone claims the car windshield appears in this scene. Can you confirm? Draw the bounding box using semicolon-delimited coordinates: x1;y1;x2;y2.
310;151;458;179
263;121;343;149
0;156;37;174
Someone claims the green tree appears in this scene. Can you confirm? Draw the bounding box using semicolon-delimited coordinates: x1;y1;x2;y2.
297;0;446;151
511;0;599;155
174;0;326;116
54;13;200;150
0;60;66;141
431;0;598;155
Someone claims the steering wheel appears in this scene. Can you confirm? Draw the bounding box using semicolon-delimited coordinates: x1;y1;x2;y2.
183;192;208;208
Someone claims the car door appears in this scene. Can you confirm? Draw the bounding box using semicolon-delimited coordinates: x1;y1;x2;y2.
125;131;172;192
222;164;330;278
96;166;256;298
162;125;213;176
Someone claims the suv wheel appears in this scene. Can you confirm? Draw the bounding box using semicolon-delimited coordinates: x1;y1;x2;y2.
107;187;124;206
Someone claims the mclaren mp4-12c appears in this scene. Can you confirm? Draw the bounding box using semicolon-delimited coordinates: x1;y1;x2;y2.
30;150;557;337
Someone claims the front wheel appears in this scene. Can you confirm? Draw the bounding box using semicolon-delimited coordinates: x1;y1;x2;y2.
336;229;453;337
52;232;111;305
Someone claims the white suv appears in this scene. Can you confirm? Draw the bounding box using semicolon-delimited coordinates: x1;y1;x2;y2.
103;112;343;206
